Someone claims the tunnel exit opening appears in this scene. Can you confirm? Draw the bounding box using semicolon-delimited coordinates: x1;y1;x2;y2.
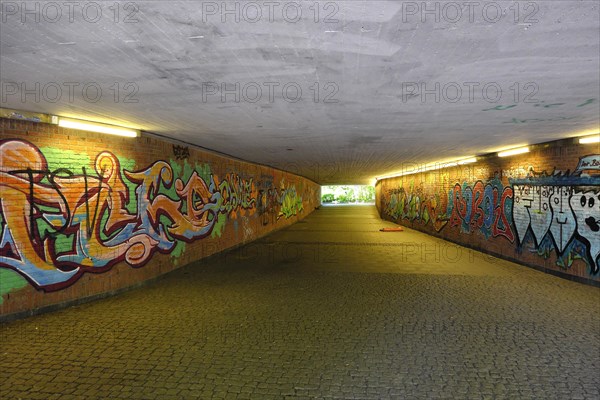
321;185;375;205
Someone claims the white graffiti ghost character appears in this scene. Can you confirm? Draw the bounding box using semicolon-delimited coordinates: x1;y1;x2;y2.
570;190;600;273
512;184;533;245
529;185;553;245
549;186;576;254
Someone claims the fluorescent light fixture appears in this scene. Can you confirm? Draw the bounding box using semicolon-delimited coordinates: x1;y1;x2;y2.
58;118;140;137
579;133;599;144
438;162;458;169
457;157;477;165
498;146;529;157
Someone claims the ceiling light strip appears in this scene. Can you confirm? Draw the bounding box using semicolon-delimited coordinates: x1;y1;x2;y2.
579;133;599;144
58;118;140;138
497;146;529;157
376;156;478;181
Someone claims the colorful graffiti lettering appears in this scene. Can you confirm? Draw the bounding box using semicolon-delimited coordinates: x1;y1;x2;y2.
382;155;600;275
216;173;257;216
0;139;304;291
256;177;304;225
384;181;449;232
447;179;515;242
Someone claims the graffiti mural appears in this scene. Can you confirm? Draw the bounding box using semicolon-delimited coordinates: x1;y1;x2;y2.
0;139;304;291
382;155;600;275
511;156;600;273
448;178;514;242
256;177;304;225
571;190;600;269
279;181;304;219
548;185;576;254
383;180;449;232
383;178;513;239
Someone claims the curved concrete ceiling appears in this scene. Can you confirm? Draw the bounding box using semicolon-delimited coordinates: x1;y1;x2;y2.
1;1;599;184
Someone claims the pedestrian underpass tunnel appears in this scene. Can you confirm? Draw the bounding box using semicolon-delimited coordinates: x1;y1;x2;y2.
1;203;599;399
0;1;599;398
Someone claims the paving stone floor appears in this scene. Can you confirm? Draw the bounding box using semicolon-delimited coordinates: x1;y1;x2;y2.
1;205;599;399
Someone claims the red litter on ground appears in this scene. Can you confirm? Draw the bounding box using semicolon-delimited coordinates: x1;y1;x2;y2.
379;227;404;232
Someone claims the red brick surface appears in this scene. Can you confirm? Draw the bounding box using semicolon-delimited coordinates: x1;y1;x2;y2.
376;138;600;284
0;118;321;317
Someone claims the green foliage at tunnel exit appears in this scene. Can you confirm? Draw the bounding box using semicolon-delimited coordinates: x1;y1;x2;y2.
321;185;375;204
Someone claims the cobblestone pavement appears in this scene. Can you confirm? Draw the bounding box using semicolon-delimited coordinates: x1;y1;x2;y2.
1;205;599;399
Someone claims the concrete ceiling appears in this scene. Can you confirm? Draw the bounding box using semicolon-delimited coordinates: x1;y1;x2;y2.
1;1;599;184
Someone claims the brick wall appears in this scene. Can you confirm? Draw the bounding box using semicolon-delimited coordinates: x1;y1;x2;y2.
0;118;321;318
376;138;600;285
